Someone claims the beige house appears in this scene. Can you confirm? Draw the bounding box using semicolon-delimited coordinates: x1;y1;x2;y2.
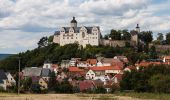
39;78;48;90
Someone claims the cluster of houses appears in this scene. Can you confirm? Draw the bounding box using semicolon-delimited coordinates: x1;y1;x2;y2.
1;55;170;92
20;56;133;92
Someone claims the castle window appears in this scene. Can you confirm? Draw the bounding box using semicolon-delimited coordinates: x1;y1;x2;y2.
67;37;69;39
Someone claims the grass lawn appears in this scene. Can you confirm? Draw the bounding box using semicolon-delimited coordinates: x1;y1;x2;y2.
116;92;170;100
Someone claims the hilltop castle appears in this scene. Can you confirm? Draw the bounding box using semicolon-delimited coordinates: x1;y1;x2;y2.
53;17;101;47
53;17;139;47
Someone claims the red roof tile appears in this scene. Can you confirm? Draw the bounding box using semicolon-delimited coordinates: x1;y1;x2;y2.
89;66;122;71
69;67;84;72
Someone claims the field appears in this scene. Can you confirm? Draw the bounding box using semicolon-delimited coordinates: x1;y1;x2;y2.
0;93;169;100
0;93;144;100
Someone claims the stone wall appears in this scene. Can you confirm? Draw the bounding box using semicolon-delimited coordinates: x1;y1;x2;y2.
149;44;170;52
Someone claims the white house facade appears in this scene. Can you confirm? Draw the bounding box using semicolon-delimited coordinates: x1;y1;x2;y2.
53;17;101;47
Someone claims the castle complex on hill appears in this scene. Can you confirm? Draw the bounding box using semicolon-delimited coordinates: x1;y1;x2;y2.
53;17;140;47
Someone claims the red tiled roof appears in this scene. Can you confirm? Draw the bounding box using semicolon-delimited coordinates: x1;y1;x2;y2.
113;65;123;70
137;61;162;67
69;67;84;72
126;66;136;70
89;66;122;71
51;64;58;68
79;80;95;92
90;66;114;71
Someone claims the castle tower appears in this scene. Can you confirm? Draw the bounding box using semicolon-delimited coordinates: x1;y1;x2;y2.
135;24;140;33
70;16;77;28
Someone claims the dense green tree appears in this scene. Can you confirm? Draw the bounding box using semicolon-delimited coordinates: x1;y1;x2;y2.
149;74;170;93
139;31;153;44
157;33;164;41
121;65;170;93
166;33;170;44
110;29;121;40
37;37;48;48
121;29;131;40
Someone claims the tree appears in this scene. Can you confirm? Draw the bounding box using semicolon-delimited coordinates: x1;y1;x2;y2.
139;31;153;44
157;33;164;41
149;74;170;93
166;33;170;44
48;36;54;43
37;37;48;48
121;29;131;40
109;29;121;40
21;77;32;92
149;46;157;59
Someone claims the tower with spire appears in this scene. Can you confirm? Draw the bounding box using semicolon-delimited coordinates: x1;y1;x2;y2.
70;16;77;28
135;24;140;33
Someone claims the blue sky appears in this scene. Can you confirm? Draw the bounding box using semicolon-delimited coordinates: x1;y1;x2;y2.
0;0;170;54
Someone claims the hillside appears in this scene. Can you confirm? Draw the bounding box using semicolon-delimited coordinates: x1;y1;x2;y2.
0;42;153;72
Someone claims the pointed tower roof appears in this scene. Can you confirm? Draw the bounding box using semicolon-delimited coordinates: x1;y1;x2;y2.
136;24;140;28
70;16;77;23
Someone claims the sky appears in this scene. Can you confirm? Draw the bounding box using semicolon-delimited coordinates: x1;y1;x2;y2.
0;0;170;54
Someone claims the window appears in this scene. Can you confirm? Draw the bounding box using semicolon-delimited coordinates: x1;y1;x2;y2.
67;37;69;39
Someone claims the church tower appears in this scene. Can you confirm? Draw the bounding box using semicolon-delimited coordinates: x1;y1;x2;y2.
70;16;77;28
135;24;140;33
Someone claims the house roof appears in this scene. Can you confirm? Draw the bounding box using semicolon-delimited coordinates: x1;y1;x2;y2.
89;66;122;71
125;66;136;70
79;80;95;91
114;56;129;63
69;67;84;72
51;64;58;68
113;66;123;70
87;59;97;65
136;61;162;67
0;70;7;80
54;31;60;35
22;67;42;77
41;68;51;77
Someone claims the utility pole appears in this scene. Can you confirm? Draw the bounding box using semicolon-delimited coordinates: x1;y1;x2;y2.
18;58;21;95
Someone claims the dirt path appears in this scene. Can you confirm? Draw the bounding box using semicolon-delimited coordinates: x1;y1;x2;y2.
0;94;152;100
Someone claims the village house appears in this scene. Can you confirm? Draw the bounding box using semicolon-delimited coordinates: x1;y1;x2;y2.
114;56;129;64
0;70;8;90
39;78;48;90
60;60;70;68
162;56;170;62
41;68;51;81
68;67;85;78
86;66;123;80
5;72;16;87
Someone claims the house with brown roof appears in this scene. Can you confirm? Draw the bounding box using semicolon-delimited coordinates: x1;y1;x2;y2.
79;80;96;92
68;67;86;78
114;56;129;63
